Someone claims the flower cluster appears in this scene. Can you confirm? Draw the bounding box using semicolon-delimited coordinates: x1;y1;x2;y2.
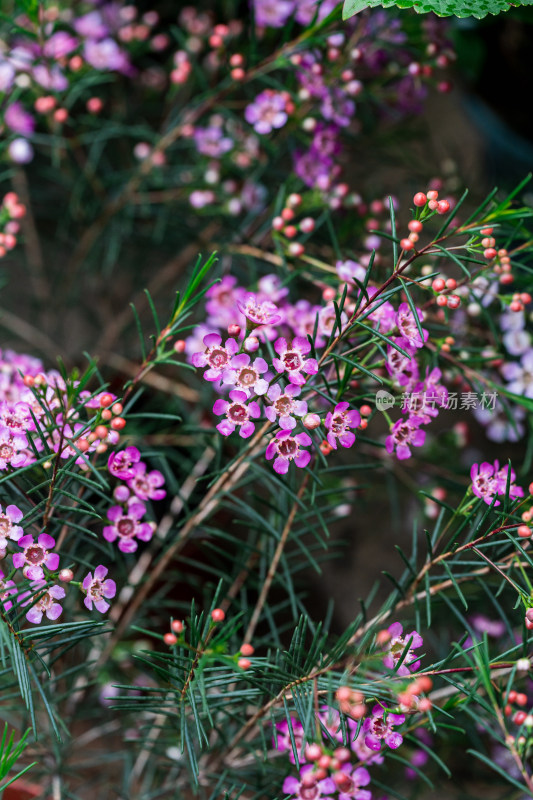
470;460;524;506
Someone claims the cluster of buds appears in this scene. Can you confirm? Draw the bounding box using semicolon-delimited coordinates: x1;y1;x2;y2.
304;741;354;787
525;608;533;631
163;618;185;646
163;610;254;670
400;189;450;253
272;194;315;258
477;226;515;286
510;292;532;313
336;686;367;720
97;393;126;433
504;689;530;726
397;675;433;712
431;276;461;309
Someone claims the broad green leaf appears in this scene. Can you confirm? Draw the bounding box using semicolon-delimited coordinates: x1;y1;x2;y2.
343;0;533;20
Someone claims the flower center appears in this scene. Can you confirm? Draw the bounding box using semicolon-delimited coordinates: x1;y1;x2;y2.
278;438;297;458
0;516;10;534
301;787;319;800
117;518;135;537
90;579;104;600
37;591;53;611
0;443;13;460
283;351;302;372
330;413;346;434
228;403;248;424
275;396;293;415
238;367;257;387
208;347;229;369
25;544;45;565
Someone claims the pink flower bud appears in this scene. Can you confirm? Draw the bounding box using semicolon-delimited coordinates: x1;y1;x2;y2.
303;413;321;430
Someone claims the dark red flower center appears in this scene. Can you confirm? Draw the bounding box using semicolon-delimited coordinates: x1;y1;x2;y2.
117;518;135;537
283;351;302;372
0;444;13;460
208;348;229;369
25;544;45;565
278;438;297;458
228;403;247;424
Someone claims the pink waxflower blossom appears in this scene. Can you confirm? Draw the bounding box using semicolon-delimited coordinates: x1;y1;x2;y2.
244;89;289;135
317;303;348;340
103;502;153;553
283;765;335;800
383;621;423;676
82;565;116;613
336;259;366;287
22;582;65;625
365;288;397;334
265;429;312;474
272;337;318;386
222;353;270;396
192;333;240;381
385;415;426;460
265;384;307;429
352;734;385;765
362;705;405;751
205;276;246;328
0;569;17;611
12;533;59;580
0;430;28;470
335;765;372;800
396;302;428;349
0;402;35;435
254;0;295;28
325;403;361;449
108;447;141;480
273;717;304;762
127;462;166;501
4;102;35;135
385;337;418;388
0;503;24;549
213;390;261;438
237;293;282;328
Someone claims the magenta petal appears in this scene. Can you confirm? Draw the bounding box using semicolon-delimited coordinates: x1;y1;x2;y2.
18;534;33;549
103;579;116;598
45;553;60;571
12;552;24;568
6;505;23;523
102;526;117;542
273;457;289;474
46;603;63;621
274;337;287;355
94;599;110;613
107;505;123;522
240;422;255;438
265;442;276;460
294;450;311;468
217;420;235;436
364;733;381;751
26;607;43;624
203;332;221;347
94;564;108;580
386;732;403;749
84;596;93;611
338;432;355;448
213;399;228;416
231;353;249;368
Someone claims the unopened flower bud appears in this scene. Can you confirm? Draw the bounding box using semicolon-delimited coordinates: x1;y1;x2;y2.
303;413;321;430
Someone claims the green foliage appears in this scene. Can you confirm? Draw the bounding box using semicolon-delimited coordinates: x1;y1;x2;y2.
343;0;533;19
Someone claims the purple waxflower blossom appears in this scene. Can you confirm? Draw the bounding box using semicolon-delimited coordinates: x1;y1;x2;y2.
325;403;361;449
222;354;270;396
352;734;385;765
470;461;499;505
273;717;304;762
237;293;282;328
320;88;355;128
108;447;141;480
473;402;526;443
266;429;312;474
396;303;428;349
494;463;523;501
74;10;109;39
365;288;398;335
293;149;337;191
317;303;347;340
385;415;426;460
193;125;233;157
22;582;65;624
127;462;166;501
254;0;295;27
336;765;372;800
84;39;130;73
0;61;15;92
257;274;289;305
0;503;24;549
43;31;79;59
0;402;35;435
500;349;533;398
12;533;59;580
283;765;335;800
244;89;288;135
213;390;261;438
205;276;246;328
82;565;116;613
383;621;423;676
385;338;418;388
4;102;35;136
336;259;366;287
273;337;318;386
192;333;240;380
32;64;68;92
286;300;325;346
0;569;17;610
362;705;405;751
103;502;153;553
265;384;307;429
